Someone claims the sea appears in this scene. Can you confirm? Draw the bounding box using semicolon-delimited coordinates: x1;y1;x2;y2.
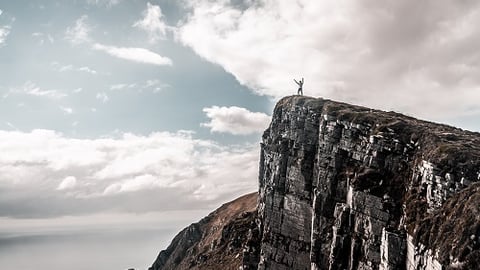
0;228;176;270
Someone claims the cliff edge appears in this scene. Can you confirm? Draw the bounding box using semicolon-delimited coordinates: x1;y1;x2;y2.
150;96;480;270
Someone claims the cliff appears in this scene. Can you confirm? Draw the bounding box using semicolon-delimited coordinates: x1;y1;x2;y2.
150;96;480;270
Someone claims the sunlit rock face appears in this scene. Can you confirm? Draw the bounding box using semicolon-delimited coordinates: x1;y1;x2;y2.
149;193;258;270
150;96;480;270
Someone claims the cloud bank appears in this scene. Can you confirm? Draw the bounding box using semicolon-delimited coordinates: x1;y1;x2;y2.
0;129;258;218
179;0;480;120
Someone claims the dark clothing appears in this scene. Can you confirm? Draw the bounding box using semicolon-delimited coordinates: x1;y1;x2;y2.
294;78;304;95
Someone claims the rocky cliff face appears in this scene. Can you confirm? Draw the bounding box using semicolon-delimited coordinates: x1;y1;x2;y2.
150;96;480;270
256;96;479;270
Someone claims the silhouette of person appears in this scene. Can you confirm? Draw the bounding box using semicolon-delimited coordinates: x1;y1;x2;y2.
294;78;304;95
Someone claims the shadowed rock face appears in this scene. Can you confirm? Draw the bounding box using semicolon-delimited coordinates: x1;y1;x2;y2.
150;96;480;270
257;96;480;270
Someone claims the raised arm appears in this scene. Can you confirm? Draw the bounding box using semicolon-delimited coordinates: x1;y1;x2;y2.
294;79;299;85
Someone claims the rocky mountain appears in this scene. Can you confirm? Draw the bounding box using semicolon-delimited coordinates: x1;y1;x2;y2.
148;193;258;270
150;96;480;270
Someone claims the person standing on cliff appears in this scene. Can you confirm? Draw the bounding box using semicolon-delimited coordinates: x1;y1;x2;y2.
294;78;304;95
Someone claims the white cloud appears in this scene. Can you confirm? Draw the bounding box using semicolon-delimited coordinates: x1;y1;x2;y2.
54;62;97;75
104;174;165;195
133;2;170;42
93;43;173;66
0;129;259;217
11;81;67;99
86;0;121;7
32;32;54;45
59;64;73;72
145;79;169;93
96;92;109;103
110;83;132;90
0;9;14;47
202;106;270;135
0;25;10;46
64;14;172;67
78;66;97;74
0;9;10;46
57;176;77;190
65;15;90;45
0;129;105;173
145;79;159;87
179;0;480;121
60;106;73;114
109;79;169;93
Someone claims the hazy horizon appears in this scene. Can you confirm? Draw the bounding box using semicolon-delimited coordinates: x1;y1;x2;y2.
0;228;175;269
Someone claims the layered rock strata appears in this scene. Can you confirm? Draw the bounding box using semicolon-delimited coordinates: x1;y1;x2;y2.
256;96;480;270
151;96;480;270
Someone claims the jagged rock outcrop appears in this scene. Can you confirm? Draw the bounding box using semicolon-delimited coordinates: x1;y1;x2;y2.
150;96;480;270
149;193;258;270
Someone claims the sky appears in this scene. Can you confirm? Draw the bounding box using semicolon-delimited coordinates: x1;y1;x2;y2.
1;0;480;269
